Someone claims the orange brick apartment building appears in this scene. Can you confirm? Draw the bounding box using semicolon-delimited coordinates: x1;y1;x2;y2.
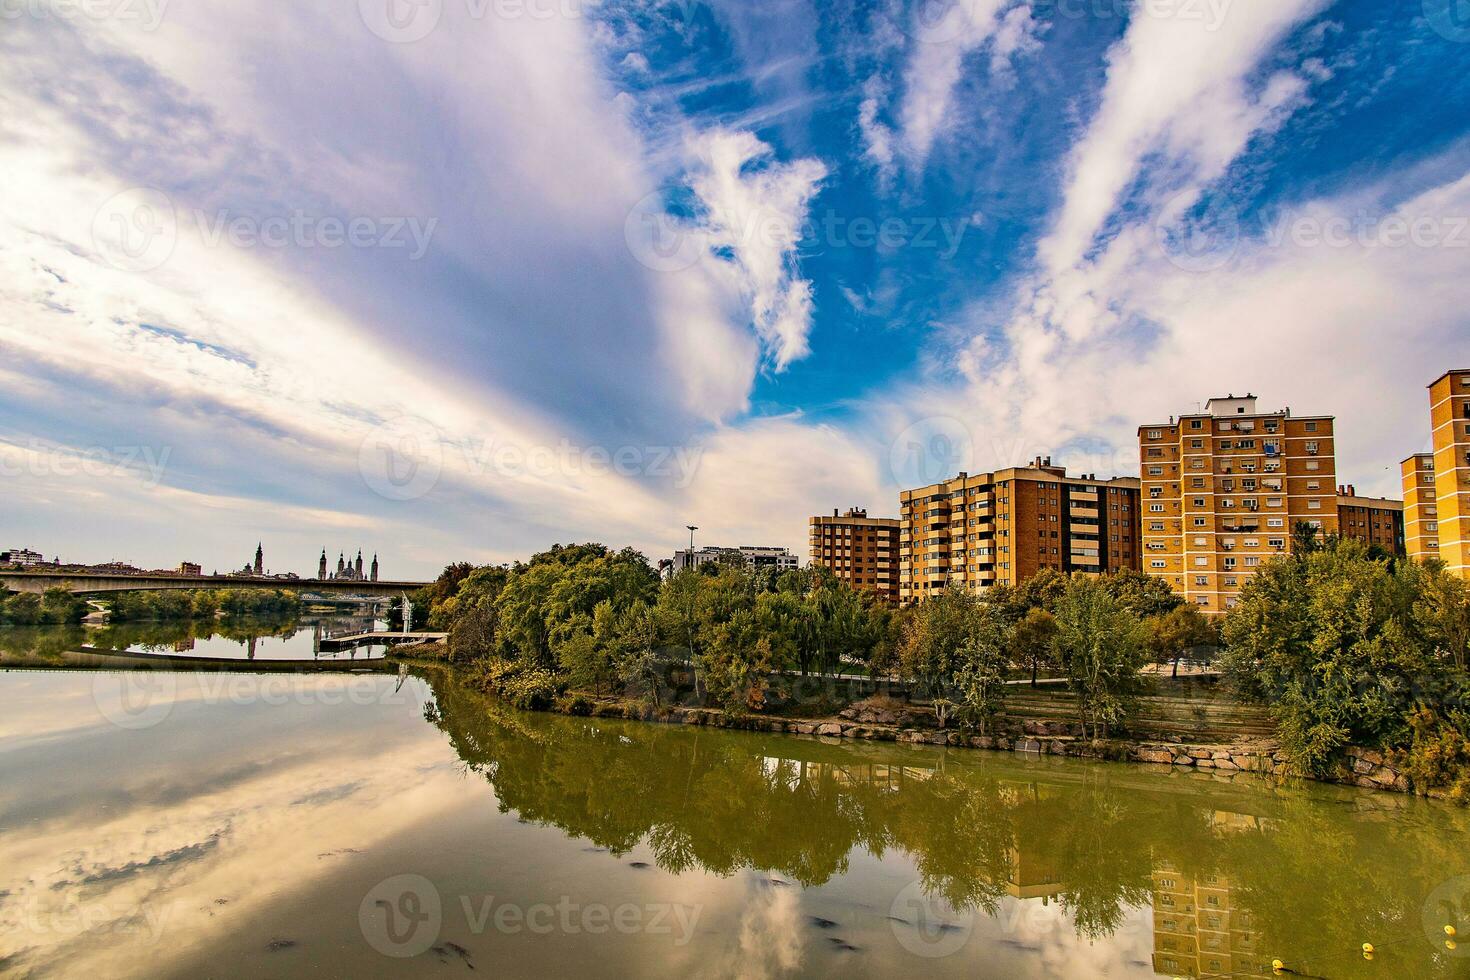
898;459;1140;604
809;509;900;600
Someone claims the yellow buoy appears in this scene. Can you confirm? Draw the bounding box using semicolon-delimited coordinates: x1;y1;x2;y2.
1447;925;1459;938
1447;939;1458;952
1272;959;1285;973
1362;942;1375;954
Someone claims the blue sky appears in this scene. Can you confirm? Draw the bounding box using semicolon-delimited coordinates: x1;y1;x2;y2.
1;0;1468;578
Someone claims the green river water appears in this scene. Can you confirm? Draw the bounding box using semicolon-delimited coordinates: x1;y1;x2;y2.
1;621;1468;978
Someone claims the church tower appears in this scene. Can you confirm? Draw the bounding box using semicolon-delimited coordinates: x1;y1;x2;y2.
337;553;346;576
254;543;263;576
370;554;379;582
318;549;328;579
355;550;364;578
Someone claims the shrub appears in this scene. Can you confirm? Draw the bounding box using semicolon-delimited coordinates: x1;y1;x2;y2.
1390;709;1470;803
556;693;594;716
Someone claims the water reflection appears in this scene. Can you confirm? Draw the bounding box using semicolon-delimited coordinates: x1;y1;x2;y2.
423;670;1470;977
0;661;1466;978
0;613;393;665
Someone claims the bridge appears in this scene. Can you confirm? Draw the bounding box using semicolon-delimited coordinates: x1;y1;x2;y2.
0;570;430;597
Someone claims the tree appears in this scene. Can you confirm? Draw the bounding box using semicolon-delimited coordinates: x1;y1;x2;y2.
1101;568;1184;619
896;588;981;727
1011;607;1058;687
1145;606;1218;678
1219;541;1462;775
699;609;777;712
1053;576;1147;740
953;613;1010;734
611;599;667;706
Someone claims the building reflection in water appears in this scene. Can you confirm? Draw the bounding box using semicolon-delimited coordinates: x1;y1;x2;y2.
1151;810;1273;979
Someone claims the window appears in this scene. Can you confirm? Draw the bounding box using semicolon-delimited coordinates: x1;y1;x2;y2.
1305;421;1318;432
1268;518;1285;528
1150;504;1164;513
1151;559;1167;569
1305;441;1319;455
1147;429;1162;440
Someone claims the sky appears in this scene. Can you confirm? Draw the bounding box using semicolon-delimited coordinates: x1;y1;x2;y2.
1;0;1468;579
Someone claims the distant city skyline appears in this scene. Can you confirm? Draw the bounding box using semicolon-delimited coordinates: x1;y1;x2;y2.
3;3;1467;579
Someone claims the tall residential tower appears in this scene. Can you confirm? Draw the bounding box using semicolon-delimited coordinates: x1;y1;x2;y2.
1139;395;1338;613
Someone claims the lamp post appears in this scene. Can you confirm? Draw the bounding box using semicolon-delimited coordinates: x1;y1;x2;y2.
685;525;698;570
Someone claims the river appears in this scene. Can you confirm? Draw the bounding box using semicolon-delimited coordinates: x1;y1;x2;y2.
0;623;1467;978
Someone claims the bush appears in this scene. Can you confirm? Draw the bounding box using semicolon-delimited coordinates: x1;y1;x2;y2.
473;658;564;711
1391;709;1470;803
556;693;594;716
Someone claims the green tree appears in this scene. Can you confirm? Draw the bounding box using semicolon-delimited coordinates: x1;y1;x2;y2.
1053;575;1147;740
1145;605;1218;678
1220;540;1453;775
953;613;1010;734
1010;607;1058;687
1100;568;1184;619
896;588;981;727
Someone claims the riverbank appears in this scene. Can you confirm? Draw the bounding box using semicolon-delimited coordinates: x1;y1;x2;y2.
394;646;1434;802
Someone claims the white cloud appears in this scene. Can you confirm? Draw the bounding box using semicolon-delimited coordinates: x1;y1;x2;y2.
869;2;1466;507
1038;0;1328;276
685;128;828;371
897;0;1014;169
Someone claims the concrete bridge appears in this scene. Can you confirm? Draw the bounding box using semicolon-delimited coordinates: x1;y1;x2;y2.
0;570;430;597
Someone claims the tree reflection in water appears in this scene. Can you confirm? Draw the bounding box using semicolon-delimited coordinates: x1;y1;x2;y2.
421;668;1470;978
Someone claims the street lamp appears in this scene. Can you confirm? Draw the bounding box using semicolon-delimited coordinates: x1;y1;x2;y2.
685;525;698;570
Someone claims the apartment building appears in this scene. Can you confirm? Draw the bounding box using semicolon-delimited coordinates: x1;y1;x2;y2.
1401;454;1440;563
1429;370;1470;577
809;508;900;600
670;545;798;576
1336;486;1405;556
1139;395;1339;613
897;458;1140;604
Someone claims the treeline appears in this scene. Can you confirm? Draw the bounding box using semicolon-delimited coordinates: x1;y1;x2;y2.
1220;537;1470;799
420;533;1470;800
0;588;89;626
411;545;1210;733
106;588;303;622
412;544;901;712
894;569;1212;738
